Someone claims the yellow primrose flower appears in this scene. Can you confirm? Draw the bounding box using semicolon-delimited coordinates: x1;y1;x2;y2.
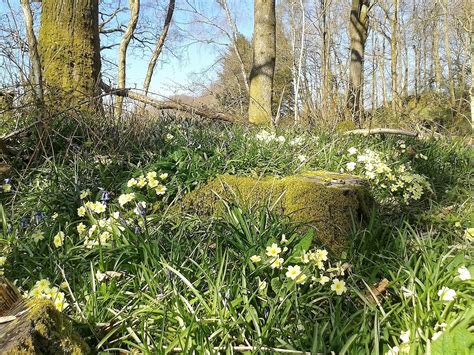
118;193;135;207
35;279;51;292
147;178;159;188
270;257;284;269
315;249;328;262
3;184;12;192
0;256;6;266
146;171;157;180
250;255;261;263
53;231;65;248
266;243;281;257
77;206;86;217
54;298;68;311
296;273;307;284
155;185;167;195
32;231;45;242
60;281;69;289
285;265;302;280
137;176;147;188
99;231;111;244
464;228;474;241
85;201;95;209
318;275;330;285
52;212;59;220
127;178;138;187
93;202;107;214
330;278;347;295
29;287;43;298
160;173;168;180
79;189;90;199
77;223;87;234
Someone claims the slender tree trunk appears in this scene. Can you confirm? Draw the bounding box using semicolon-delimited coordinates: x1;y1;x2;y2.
321;0;330;121
116;0;140;118
293;0;306;125
381;37;387;107
219;0;249;93
346;0;370;126
432;3;443;91
248;0;276;125
20;0;43;103
443;0;456;106
38;0;101;109
390;0;399;113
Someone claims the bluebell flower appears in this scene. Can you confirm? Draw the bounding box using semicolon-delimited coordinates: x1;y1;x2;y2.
20;216;30;229
34;211;45;224
100;191;111;203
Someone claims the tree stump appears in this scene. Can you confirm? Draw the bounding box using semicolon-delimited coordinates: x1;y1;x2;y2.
0;278;89;354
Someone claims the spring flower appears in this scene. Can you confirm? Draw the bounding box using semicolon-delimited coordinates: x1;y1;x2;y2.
35;279;50;292
77;223;86;234
266;243;281;257
457;266;471;281
0;257;6;266
94;202;107;214
348;147;358;156
60;281;69;290
330;279;347;295
53;231;65;247
346;162;356;172
250;255;261;263
99;231;111;244
298;154;307;163
454;221;462;228
258;280;267;291
315;249;328;262
464;228;474;241
137;176;147;188
270;257;284;269
280;234;288;244
165;133;174;141
118;193;135;207
160;173;168;180
296;273;307;284
147;171;157;180
437;287;456;301
79;189;90;199
2;183;11;192
400;330;410;343
318;276;330;285
77;206;86;217
155;185;167;195
127;178;138;187
32;231;45;242
147;178;159;188
286;265;302;280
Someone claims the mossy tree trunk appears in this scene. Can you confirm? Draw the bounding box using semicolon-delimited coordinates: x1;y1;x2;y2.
248;0;276;125
38;0;101;110
346;0;370;126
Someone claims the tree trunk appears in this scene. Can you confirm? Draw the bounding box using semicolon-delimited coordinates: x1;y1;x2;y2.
38;0;101;109
142;0;175;97
443;0;456;106
390;0;399;113
248;0;276;125
321;0;330;122
116;0;140;118
346;0;370;126
432;3;443;91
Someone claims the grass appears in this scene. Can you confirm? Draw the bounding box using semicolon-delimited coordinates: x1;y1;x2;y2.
0;114;473;354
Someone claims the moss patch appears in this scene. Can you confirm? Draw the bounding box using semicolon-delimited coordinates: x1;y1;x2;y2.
179;170;372;252
0;298;89;354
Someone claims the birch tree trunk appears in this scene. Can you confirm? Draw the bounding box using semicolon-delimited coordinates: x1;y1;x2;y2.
443;0;456;106
116;0;140;118
390;0;399;113
38;0;101;109
248;0;276;125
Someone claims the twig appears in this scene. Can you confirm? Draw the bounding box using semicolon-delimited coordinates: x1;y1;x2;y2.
344;128;418;137
170;345;314;354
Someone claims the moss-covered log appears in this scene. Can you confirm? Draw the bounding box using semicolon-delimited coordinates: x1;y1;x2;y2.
180;171;372;252
38;0;101;109
0;278;89;354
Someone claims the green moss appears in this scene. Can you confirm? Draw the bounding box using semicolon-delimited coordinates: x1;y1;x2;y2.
1;298;89;354
180;171;372;252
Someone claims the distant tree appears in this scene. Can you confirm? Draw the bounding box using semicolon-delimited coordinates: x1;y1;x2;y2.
248;0;276;125
38;0;101;109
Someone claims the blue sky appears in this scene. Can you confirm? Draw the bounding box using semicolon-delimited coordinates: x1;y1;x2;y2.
0;0;253;97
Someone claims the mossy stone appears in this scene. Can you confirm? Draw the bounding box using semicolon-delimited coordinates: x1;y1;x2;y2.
179;170;372;252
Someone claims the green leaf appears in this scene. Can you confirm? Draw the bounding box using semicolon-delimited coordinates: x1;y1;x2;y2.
431;310;474;355
292;229;314;255
271;277;282;293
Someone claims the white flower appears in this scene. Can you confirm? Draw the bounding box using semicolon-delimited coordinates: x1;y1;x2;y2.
0;256;6;266
297;154;307;163
266;243;281;257
401;286;415;299
400;330;410;344
118;193;135;207
457;266;471;281
330;279;347;295
318;276;330;285
346;162;356;172
276;135;286;143
348;147;358;156
250;255;261;263
53;231;65;248
285;265;302;280
270;257;284;269
437;287;456;301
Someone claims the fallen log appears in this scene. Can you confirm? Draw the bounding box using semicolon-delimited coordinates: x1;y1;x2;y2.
344;128;418;137
100;81;238;124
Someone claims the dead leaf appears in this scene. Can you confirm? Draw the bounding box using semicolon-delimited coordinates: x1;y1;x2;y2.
0;315;16;323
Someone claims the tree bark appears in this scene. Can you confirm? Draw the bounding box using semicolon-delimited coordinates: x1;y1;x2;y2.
346;0;370;126
38;0;101;109
248;0;276;125
116;0;140;118
20;0;43;103
390;0;399;113
142;0;175;98
443;0;456;106
432;3;443;91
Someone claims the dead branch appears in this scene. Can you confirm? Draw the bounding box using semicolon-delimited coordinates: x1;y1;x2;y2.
344;128;418;137
100;81;237;123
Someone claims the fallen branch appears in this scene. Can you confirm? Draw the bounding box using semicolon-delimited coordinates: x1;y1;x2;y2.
344;128;418;137
100;81;237;123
